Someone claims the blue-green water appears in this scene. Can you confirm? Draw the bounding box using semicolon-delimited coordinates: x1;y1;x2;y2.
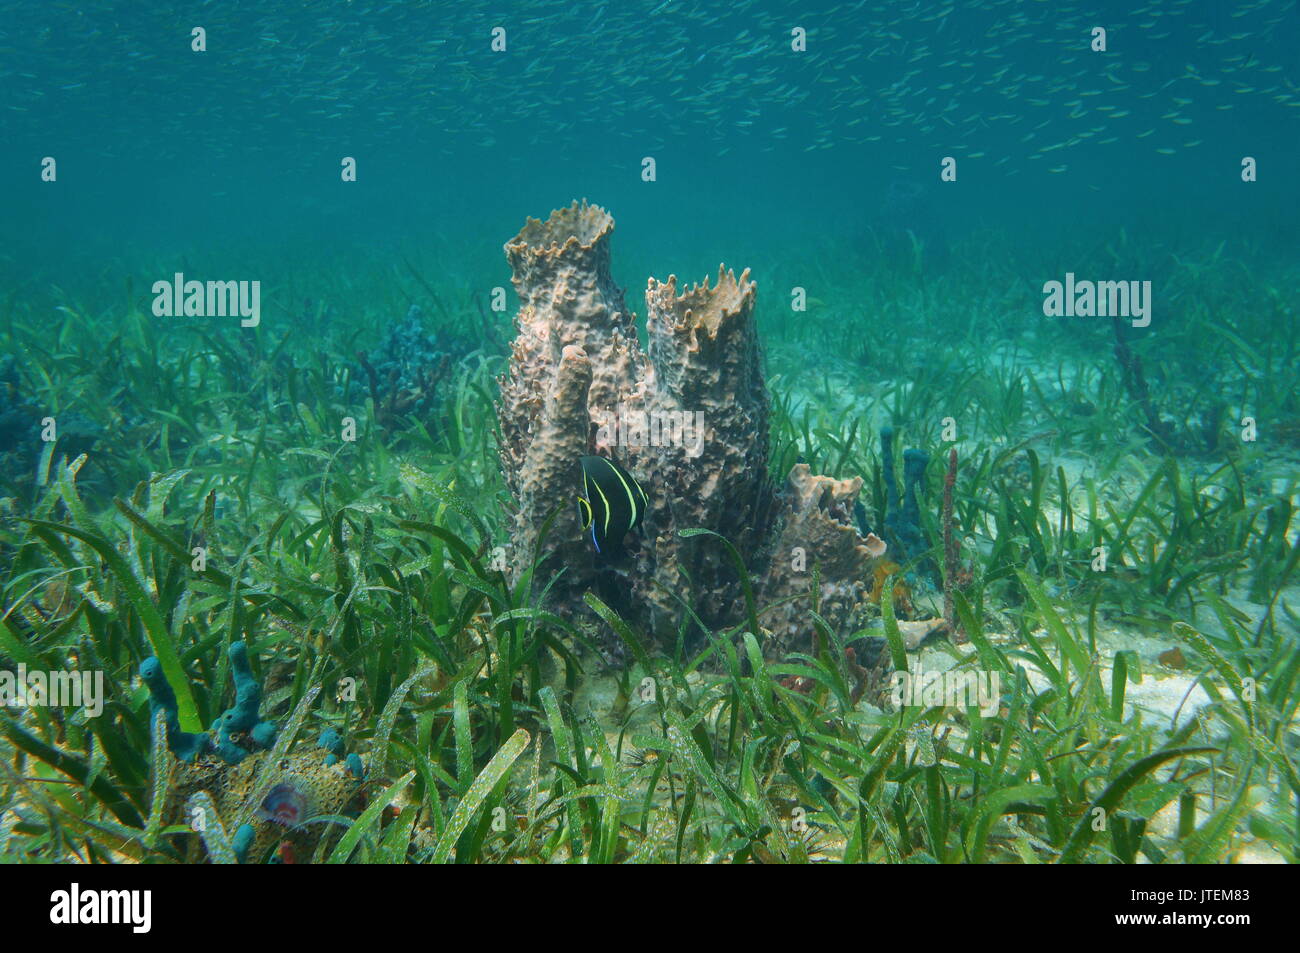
4;0;1296;266
3;0;1300;873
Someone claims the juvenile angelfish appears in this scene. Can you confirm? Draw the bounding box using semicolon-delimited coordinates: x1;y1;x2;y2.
576;455;649;557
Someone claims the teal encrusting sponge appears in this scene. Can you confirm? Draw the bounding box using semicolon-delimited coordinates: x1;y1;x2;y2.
140;656;210;762
317;729;364;778
140;640;279;765
211;640;279;764
232;823;256;864
345;753;365;779
318;728;345;765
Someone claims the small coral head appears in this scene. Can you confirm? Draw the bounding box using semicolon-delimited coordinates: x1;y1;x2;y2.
255;782;309;828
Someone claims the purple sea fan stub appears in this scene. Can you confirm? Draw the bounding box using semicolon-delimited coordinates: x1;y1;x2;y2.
255;782;309;828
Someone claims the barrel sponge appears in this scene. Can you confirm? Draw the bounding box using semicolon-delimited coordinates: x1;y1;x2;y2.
758;465;877;657
496;202;881;663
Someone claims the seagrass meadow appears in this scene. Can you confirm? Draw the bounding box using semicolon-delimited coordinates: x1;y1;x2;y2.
2;0;1298;867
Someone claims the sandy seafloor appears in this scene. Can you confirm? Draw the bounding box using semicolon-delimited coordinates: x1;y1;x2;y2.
561;343;1298;863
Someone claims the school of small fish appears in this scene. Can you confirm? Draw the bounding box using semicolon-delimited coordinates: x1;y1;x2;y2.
2;0;1295;173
